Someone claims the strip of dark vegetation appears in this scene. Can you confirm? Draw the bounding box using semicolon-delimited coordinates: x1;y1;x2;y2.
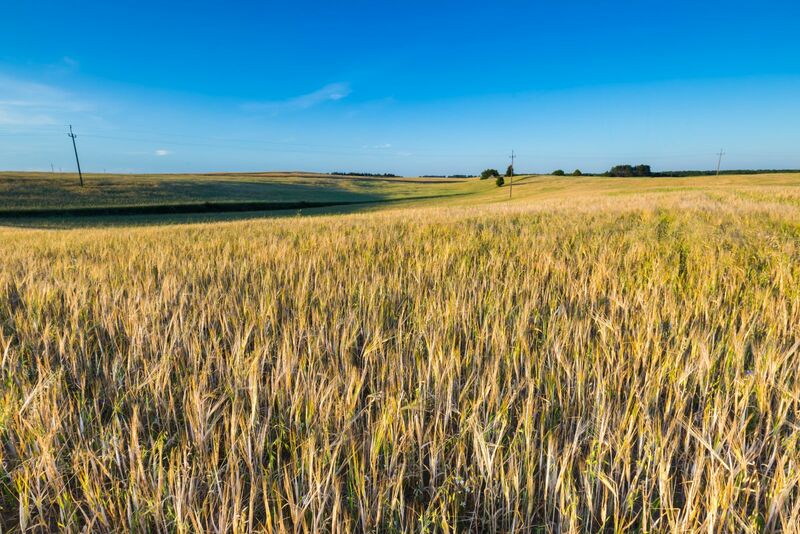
331;171;400;177
651;169;800;177
570;166;800;178
0;200;367;219
0;193;468;220
605;165;800;177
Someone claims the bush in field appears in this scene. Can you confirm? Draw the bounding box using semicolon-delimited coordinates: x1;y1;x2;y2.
495;175;505;187
506;165;514;177
481;168;500;180
553;169;565;176
573;169;582;176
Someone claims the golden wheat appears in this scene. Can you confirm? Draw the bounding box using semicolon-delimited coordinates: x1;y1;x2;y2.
2;183;800;532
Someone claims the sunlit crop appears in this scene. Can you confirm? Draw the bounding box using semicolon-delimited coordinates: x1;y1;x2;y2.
2;179;800;532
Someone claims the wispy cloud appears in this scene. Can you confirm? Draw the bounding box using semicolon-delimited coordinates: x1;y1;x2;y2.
0;74;93;126
155;149;171;156
242;82;351;114
361;143;393;149
62;56;79;69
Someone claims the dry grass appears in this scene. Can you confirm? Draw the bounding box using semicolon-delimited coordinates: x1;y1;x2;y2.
2;177;800;532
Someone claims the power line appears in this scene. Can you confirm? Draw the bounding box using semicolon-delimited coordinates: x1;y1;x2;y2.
0;126;715;159
67;125;84;187
5;125;796;172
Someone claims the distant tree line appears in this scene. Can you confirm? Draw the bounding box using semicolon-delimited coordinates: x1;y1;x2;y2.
650;169;800;177
332;171;399;177
479;164;800;180
602;165;800;177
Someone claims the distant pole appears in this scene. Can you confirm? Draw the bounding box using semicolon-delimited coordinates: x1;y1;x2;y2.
67;125;84;187
50;163;54;174
509;149;516;199
716;149;726;176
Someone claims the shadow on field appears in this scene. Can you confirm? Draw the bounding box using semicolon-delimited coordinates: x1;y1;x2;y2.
0;193;470;229
0;175;390;210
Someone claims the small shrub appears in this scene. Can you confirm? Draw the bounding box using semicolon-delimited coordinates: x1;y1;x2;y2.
573;169;582;176
496;176;505;187
480;169;500;180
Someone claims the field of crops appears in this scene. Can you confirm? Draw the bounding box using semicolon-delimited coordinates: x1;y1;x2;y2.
0;172;471;212
2;174;800;532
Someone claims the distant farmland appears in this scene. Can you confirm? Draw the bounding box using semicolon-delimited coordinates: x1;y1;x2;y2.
0;171;471;210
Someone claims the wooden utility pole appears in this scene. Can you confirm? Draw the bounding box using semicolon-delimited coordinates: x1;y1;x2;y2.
68;125;84;186
509;150;516;199
716;149;726;176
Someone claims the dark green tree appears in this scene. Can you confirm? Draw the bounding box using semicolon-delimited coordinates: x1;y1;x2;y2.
608;164;651;177
495;176;505;187
480;169;500;180
609;165;633;177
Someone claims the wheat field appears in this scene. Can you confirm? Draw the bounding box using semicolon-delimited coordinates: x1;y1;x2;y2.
2;176;800;532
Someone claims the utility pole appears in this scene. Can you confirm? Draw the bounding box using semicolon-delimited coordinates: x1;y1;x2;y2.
509;149;516;199
716;149;726;176
67;125;84;187
50;163;54;174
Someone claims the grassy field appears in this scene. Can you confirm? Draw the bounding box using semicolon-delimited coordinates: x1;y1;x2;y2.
0;172;472;211
2;173;800;531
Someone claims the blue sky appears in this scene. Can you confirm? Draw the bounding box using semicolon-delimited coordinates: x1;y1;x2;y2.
1;0;799;175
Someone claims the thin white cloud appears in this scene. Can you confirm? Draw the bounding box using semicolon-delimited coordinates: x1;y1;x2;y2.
0;108;57;126
155;149;170;156
0;73;93;126
242;82;351;113
361;143;393;149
